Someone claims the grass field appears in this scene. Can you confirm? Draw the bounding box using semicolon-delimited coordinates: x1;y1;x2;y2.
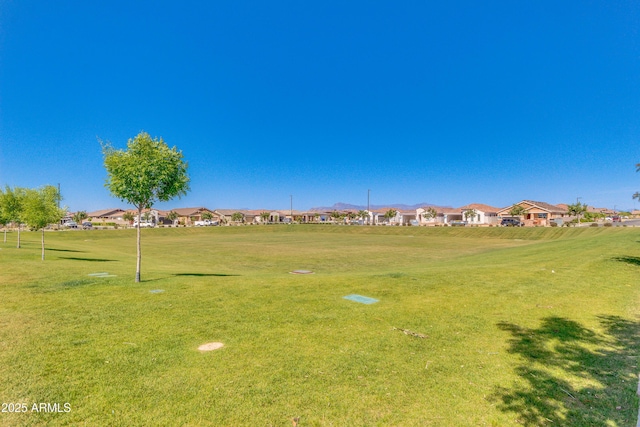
0;225;639;426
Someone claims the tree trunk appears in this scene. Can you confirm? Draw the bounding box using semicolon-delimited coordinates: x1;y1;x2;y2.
136;206;142;282
41;228;45;261
3;228;6;243
17;224;20;249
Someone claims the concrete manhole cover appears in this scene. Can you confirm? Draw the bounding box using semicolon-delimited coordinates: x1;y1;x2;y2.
198;342;224;351
290;270;314;274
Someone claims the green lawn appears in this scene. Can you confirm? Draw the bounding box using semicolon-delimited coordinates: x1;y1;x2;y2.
0;226;638;426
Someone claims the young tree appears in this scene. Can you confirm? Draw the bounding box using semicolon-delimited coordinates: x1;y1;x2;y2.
102;132;190;282
22;186;65;260
384;209;398;224
166;210;179;226
463;209;477;223
356;210;368;225
0;186;26;248
231;212;244;224
201;211;213;222
508;204;527;219
567;202;587;227
73;210;88;225
123;211;135;227
260;211;270;224
141;212;153;223
0;187;7;243
421;207;438;224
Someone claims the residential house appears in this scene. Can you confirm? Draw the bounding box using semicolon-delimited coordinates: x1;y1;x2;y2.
170;207;219;226
438;207;463;225
458;203;500;226
86;208;129;225
497;200;567;226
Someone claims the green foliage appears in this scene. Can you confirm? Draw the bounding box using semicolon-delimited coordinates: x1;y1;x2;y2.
102;131;190;281
508;204;527;217
0;186;25;225
421;207;437;222
201;211;213;221
22;186;64;230
231;212;244;223
166;211;179;224
383;209;398;221
463;209;477;221
72;210;88;224
259;211;270;223
22;185;65;260
102;132;190;210
122;211;135;224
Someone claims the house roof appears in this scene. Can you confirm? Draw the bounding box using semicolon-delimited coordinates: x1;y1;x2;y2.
87;208;127;217
170;207;214;216
438;207;462;214
458;203;500;213
498;200;566;214
522;200;566;213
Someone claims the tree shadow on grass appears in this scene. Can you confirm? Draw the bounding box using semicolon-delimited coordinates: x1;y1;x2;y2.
59;257;116;262
612;256;640;267
46;248;85;253
491;315;639;426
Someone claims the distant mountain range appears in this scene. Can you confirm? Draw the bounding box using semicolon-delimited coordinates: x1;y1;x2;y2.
309;202;449;212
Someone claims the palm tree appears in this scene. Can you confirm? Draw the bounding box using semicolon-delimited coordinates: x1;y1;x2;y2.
123;211;135;227
384;209;398;224
260;211;270;224
357;210;368;224
167;210;179;226
142;212;153;223
567;202;587;227
463;209;477;223
73;210;88;225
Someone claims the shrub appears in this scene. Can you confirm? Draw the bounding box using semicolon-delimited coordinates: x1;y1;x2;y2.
590;223;599;227
550;222;558;227
603;222;613;227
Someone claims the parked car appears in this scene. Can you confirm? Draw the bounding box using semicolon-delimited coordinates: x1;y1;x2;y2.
194;219;216;226
501;218;522;227
449;220;467;227
612;215;621;222
82;222;93;229
65;221;78;229
133;221;155;228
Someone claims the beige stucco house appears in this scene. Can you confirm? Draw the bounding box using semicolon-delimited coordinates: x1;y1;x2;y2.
497;200;567;226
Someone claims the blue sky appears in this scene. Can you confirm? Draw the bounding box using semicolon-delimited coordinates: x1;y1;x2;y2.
1;1;639;212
